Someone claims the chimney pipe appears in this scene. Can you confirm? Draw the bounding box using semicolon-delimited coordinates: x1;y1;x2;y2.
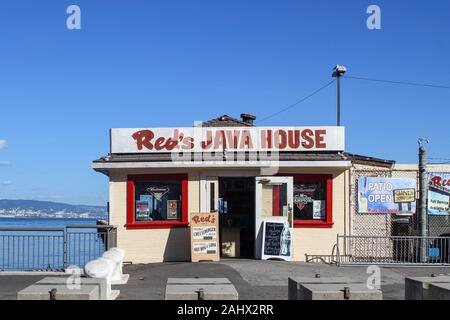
241;113;256;125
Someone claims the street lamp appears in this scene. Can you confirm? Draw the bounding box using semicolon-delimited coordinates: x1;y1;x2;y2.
332;65;347;126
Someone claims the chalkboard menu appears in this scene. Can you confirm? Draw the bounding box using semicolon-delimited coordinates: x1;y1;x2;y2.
263;223;284;255
261;218;292;261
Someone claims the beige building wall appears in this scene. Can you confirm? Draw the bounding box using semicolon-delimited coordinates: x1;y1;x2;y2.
109;168;200;264
108;166;350;264
278;168;349;261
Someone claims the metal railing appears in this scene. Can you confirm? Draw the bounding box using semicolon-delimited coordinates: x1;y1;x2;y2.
336;235;450;266
0;225;117;272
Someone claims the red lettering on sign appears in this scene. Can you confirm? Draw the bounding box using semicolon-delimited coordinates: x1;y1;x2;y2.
288;130;300;149
315;129;326;148
301;129;314;149
192;214;216;224
201;131;213;149
225;130;240;149
182;137;194;150
432;176;450;187
273;130;287;149
261;130;272;149
214;131;226;149
131;127;335;152
132;130;155;150
240;130;253;149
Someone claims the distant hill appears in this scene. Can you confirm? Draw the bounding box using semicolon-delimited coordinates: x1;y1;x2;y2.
0;199;107;218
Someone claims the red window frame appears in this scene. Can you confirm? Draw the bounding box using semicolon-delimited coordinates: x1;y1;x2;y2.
126;174;189;229
284;174;333;228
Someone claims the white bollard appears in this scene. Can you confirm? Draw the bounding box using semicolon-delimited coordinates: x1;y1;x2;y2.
102;248;129;285
84;257;120;300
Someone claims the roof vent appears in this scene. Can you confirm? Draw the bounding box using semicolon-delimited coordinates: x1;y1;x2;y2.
240;113;256;125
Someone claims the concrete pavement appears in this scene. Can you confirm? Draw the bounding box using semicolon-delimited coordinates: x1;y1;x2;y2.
1;259;449;300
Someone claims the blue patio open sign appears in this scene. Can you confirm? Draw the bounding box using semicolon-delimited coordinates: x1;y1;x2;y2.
358;177;417;214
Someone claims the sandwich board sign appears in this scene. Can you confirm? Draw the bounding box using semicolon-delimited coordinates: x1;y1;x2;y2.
190;212;220;262
261;217;292;261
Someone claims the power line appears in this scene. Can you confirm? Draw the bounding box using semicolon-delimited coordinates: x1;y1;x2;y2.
345;75;450;89
256;79;335;124
427;157;450;165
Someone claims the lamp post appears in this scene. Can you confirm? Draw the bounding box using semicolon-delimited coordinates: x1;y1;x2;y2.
418;138;429;262
332;65;347;126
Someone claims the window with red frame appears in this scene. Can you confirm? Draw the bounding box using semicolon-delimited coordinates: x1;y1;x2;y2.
291;174;333;228
127;174;188;229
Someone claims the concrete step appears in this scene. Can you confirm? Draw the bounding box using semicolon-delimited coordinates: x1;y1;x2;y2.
36;277;109;300
17;284;99;300
288;276;363;300
429;283;450;300
165;284;238;300
167;278;232;285
405;276;450;300
297;283;382;300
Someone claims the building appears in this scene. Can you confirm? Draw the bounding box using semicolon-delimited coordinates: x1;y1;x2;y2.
92;114;450;264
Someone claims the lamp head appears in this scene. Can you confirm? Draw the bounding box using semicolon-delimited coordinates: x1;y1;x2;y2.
332;65;347;77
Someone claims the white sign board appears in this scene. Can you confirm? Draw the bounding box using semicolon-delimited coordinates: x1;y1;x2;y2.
111;126;345;154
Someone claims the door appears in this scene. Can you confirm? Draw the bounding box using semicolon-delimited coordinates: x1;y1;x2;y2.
219;177;255;258
255;176;293;260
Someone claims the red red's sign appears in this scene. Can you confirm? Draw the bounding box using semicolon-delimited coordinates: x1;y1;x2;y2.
431;176;450;188
191;214;216;224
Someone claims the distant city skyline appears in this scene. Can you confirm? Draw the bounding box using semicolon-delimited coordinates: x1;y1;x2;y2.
0;199;107;219
0;0;449;205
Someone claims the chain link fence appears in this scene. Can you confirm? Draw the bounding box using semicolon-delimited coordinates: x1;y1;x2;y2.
352;168;419;238
351;167;450;238
340;166;450;265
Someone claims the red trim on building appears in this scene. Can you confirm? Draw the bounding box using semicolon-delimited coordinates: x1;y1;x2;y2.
281;174;334;229
126;174;189;229
272;185;280;216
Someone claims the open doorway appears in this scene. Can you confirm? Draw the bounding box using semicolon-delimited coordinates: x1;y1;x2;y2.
218;177;255;258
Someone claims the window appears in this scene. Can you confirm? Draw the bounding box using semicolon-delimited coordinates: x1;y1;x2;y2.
127;174;188;229
290;174;333;228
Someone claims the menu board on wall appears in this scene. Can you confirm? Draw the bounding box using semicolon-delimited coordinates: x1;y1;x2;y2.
190;212;220;262
261;218;292;261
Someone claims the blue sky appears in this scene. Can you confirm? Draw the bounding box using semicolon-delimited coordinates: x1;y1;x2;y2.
0;0;449;205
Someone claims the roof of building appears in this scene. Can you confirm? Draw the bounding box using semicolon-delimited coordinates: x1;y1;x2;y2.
200;114;254;127
343;152;395;167
93;152;394;166
93;151;348;164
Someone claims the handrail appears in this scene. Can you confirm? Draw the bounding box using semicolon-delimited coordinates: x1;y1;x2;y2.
0;227;64;232
65;225;116;229
336;234;450;266
338;235;450;240
0;224;117;272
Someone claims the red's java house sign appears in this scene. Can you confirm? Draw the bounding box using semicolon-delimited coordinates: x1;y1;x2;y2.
110;127;345;153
